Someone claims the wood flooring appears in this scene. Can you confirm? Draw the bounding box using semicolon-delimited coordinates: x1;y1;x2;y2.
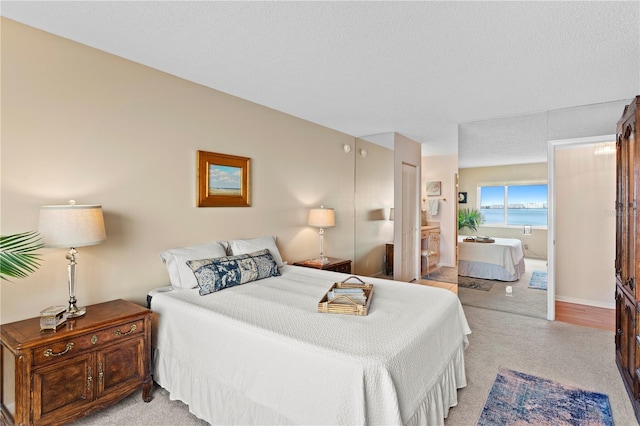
555;300;615;332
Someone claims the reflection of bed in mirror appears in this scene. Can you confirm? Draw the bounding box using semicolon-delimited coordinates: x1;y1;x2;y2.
458;236;525;281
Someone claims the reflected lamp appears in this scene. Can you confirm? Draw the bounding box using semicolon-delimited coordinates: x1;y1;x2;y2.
308;206;335;264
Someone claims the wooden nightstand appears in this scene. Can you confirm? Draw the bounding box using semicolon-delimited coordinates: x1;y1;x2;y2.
293;257;352;274
1;299;153;426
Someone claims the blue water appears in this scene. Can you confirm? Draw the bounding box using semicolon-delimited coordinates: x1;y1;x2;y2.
481;208;547;226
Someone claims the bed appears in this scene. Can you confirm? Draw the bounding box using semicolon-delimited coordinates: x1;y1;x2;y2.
458;235;525;281
149;237;471;425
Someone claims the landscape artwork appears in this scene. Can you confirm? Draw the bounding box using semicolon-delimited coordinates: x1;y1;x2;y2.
209;164;241;196
197;150;251;207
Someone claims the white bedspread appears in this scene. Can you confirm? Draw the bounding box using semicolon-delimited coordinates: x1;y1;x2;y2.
458;236;525;276
151;265;471;425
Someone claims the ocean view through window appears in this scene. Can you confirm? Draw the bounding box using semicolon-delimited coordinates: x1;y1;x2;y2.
480;184;548;226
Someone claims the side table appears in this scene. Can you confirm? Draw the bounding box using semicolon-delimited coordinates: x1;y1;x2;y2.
293;257;352;274
1;299;153;426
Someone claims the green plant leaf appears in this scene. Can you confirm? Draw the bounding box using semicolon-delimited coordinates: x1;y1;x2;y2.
0;231;44;281
458;208;484;232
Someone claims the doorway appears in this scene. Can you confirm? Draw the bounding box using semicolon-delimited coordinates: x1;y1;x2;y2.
548;134;617;320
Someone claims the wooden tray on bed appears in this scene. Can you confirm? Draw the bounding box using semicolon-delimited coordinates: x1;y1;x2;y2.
318;276;374;316
463;236;495;243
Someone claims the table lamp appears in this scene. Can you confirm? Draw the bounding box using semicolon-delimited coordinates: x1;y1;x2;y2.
38;201;106;317
308;206;335;264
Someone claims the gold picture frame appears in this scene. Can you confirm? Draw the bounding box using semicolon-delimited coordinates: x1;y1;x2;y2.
197;150;251;207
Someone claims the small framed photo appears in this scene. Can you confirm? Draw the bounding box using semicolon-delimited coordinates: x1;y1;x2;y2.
426;181;441;196
197;150;251;207
458;192;467;204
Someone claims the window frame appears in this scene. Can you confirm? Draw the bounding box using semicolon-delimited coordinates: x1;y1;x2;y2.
476;181;548;229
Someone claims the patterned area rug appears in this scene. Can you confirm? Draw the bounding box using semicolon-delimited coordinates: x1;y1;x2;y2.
458;275;494;291
478;369;613;426
528;270;548;290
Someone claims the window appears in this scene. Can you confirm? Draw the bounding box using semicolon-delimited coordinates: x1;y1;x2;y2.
479;184;547;226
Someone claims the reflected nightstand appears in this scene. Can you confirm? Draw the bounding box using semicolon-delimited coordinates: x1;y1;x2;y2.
293;257;352;274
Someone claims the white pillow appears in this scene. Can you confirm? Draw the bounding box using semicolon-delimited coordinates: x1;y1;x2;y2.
228;236;284;267
159;241;228;289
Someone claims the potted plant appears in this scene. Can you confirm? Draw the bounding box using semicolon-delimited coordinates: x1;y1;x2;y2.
458;208;484;232
0;231;43;281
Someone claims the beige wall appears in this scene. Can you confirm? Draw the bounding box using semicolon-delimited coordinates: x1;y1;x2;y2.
354;139;394;276
458;162;548;259
555;144;616;308
1;19;357;323
421;154;457;267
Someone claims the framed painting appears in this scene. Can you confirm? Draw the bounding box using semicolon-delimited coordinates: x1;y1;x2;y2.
197;150;251;207
426;181;441;196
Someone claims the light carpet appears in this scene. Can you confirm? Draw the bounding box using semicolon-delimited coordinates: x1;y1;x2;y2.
457;258;547;319
68;306;637;426
477;368;613;425
528;270;548;290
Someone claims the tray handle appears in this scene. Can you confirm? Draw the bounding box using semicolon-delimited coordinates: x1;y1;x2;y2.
339;276;366;285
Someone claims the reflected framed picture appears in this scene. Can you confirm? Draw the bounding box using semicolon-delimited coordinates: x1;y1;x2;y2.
426;181;441;196
458;192;467;204
197;150;251;207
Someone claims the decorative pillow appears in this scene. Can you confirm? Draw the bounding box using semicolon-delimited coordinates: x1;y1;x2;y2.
187;249;281;296
159;241;228;289
228;235;284;267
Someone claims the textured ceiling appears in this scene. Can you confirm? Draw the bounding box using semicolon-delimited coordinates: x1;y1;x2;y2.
2;1;639;167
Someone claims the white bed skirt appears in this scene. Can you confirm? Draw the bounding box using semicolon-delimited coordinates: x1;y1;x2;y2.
153;341;467;426
458;257;525;281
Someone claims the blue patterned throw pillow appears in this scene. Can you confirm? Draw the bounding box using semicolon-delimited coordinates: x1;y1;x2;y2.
187;249;280;296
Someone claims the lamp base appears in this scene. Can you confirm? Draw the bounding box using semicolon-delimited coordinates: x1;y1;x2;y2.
66;301;86;318
314;255;330;264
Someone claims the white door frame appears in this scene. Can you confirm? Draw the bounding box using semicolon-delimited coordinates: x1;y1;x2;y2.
547;134;616;320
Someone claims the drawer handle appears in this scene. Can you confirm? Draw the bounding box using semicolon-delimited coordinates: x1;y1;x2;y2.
114;324;137;336
98;361;104;385
44;342;74;357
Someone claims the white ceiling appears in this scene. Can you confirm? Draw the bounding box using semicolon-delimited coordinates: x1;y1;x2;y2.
2;1;639;167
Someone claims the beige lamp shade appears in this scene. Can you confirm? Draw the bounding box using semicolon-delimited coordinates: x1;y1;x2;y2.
39;204;106;248
308;207;335;228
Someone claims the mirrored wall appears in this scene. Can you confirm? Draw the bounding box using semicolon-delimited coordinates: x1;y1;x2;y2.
353;137;394;277
457;99;630;320
353;135;459;285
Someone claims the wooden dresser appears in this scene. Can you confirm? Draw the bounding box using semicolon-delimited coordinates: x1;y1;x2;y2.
615;95;640;423
1;299;153;426
420;225;441;277
385;226;440;277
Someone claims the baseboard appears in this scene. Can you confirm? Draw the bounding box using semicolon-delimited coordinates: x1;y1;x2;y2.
555;295;614;310
555;300;614;332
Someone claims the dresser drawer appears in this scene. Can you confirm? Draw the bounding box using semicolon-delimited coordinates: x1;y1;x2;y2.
33;319;145;366
333;262;352;274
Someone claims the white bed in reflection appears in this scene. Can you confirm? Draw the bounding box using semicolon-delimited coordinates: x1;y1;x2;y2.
458;235;525;281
